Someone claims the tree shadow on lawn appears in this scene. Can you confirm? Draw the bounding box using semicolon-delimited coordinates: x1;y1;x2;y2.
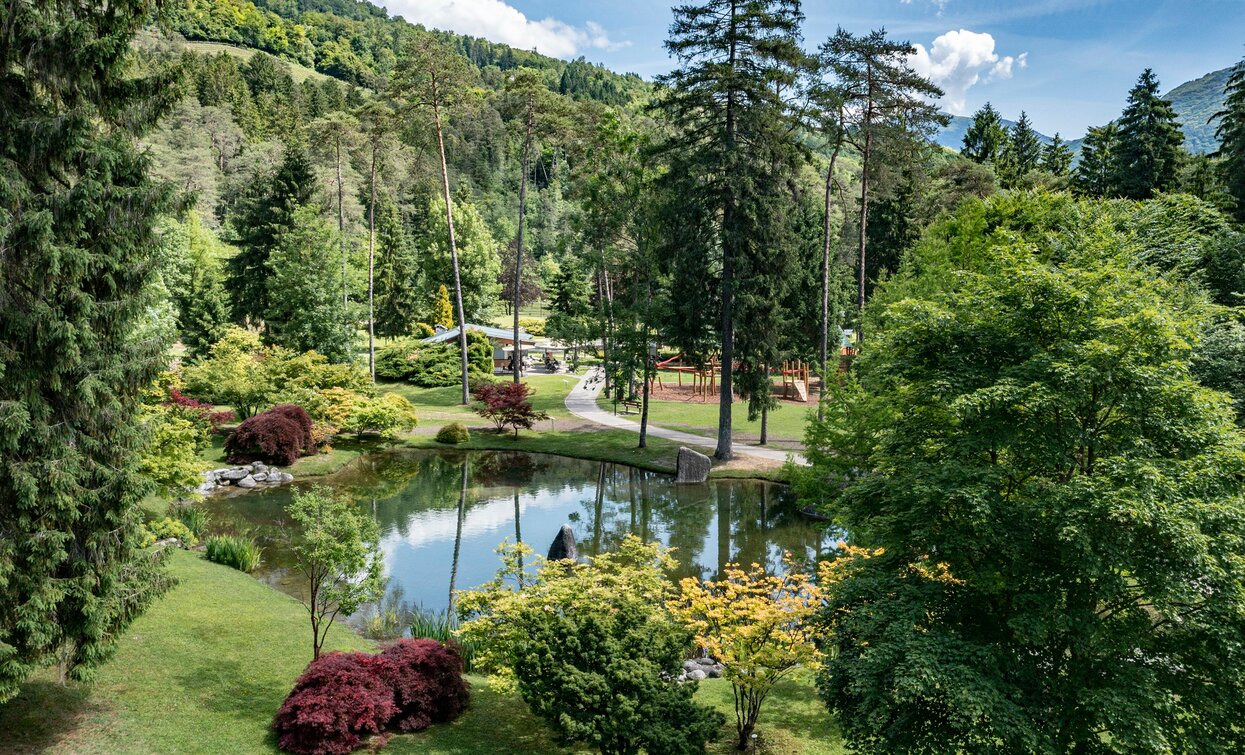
0;677;115;755
168;653;292;751
387;681;573;754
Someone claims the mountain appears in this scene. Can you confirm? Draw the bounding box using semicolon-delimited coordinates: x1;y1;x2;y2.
1165;64;1241;154
933;114;1054;153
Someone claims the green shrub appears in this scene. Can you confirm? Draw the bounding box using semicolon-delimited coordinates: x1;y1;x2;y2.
204;534;263;572
435;422;470;444
411;322;436;338
141;517;198;548
517;318;545;337
170;504;209;539
342;394;419;439
376;332;493;387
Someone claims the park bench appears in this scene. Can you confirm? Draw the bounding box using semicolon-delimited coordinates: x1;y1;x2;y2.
619;399;642;415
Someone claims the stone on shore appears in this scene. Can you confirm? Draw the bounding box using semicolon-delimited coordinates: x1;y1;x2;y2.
675;447;711;484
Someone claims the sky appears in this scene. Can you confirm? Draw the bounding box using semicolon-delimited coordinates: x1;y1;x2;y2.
383;0;1245;138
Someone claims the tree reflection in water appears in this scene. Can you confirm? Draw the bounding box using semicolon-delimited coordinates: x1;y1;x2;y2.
199;449;839;615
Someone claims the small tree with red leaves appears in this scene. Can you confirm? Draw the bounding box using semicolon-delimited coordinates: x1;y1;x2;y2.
225;404;315;466
471;382;549;438
379;639;470;732
273;651;398;755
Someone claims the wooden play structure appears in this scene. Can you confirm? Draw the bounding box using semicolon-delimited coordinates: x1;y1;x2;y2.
650;355;814;403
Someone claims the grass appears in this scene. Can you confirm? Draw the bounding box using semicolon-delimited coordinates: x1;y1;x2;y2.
601;392;813;447
0;550;842;754
378;372;584;423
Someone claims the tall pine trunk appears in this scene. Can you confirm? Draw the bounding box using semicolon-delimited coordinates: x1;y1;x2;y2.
820;138;842;418
336;137;347;309
716;0;739;462
857;84;875;345
513;105;533;384
433;99;471;404
367;144;377;381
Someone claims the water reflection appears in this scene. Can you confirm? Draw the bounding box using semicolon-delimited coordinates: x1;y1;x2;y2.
201;449;836;614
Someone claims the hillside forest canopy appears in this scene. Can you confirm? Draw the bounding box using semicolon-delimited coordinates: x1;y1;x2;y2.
4;0;1245;752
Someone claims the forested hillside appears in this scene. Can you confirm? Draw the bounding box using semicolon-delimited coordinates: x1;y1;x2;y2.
1166;63;1242;153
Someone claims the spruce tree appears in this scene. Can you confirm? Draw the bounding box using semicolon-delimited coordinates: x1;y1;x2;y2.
1111;69;1185;199
1002;111;1042;182
1042;132;1074;176
1075;123;1119;197
1213;59;1245;224
174;214;231;359
961;102;1008;164
655;0;806;460
227;145;318;324
0;0;177;700
372;194;422;339
265;205;353;361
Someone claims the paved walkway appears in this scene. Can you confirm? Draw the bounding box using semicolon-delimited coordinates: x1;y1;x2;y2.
564;369;807;465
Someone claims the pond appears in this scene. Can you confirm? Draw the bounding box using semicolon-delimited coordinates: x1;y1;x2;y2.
200;449;836;617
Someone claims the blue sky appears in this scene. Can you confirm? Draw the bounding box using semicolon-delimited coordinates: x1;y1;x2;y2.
386;0;1245;138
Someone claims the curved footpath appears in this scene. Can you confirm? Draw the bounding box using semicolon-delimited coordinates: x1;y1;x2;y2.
564;368;808;466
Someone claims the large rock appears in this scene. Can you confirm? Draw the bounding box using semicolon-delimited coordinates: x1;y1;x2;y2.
219;468;250;482
237;475;258;489
676;447;711;484
547;524;578;561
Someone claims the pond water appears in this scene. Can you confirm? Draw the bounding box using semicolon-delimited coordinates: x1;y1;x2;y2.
200;449;836;616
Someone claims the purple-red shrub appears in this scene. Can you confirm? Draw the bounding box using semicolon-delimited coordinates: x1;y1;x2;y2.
225;406;310;466
273;652;398;755
270;403;316;453
379;639;470;732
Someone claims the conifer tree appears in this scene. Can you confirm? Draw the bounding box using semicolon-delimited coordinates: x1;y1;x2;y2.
394;32;475;404
1002;110;1042;183
1111;69;1184;199
1042;132;1074;176
0;0;178;701
433;284;454;329
372;194;422;339
1213;58;1245;224
165;212;231;358
961;102;1008;164
656;0;807;460
1075;123;1119;197
227;145;318;323
265;206;353;361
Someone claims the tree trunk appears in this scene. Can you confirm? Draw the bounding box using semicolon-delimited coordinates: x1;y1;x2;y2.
820;136;843;419
716;0;739;462
514;104;533;384
367;143;377;382
857;85;875;346
760;401;769;446
433;98;471;404
336;136;347;309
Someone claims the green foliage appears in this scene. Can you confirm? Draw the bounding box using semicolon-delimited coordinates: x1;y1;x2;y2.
431;285;454;329
1111;68;1185;199
286;486;383;659
422;195;501;322
1075;122;1119;197
435;422;470;444
458;537;724;754
138;403;207;499
371;193;423;338
141;518;199;548
0;0;179;699
205;534;264;572
160;211;233;359
375;331;493;387
227;145;318;322
408;606;477;672
960;102;1007;163
265;204;353;362
1213;60;1245;223
811;193;1245;753
1192;319;1245;422
170;505;210;540
1041;132;1074;175
999;110;1041;184
341;393;419;439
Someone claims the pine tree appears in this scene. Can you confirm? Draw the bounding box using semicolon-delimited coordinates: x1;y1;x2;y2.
1213;59;1245;224
961;102;1008;164
265;205;353;361
372;194;422;338
0;0;178;700
172;213;231;358
1075;123;1119;197
1111;69;1185;199
656;0;807;460
1002;111;1042;183
227;145;318;323
1042;132;1074;176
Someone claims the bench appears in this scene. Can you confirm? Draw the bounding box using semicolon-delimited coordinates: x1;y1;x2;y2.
619;399;642;415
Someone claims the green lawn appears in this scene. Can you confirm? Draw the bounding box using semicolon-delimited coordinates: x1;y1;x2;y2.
379;372;584;422
0;550;842;754
600;394;813;446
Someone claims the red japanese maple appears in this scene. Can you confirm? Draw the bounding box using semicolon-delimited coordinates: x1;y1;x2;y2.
471;382;550;438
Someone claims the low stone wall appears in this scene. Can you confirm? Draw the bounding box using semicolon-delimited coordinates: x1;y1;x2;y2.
197;462;294;496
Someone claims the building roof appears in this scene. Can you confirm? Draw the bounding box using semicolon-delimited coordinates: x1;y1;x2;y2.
422;324;535;345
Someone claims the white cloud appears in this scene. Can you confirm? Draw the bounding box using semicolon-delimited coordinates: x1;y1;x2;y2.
388;0;630;59
909;29;1027;114
900;0;950;12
